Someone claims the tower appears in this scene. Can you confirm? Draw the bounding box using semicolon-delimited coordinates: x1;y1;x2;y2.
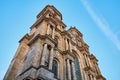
4;5;105;80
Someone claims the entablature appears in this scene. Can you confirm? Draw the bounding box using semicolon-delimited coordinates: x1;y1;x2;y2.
30;17;66;31
19;34;31;44
28;34;56;48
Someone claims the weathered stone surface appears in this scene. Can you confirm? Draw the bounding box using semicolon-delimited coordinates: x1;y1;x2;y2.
17;67;37;80
36;67;55;80
4;5;105;80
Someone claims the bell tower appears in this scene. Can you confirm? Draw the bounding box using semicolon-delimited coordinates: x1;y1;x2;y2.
16;5;66;80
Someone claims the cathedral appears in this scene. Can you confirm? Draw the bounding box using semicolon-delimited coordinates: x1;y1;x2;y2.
4;5;105;80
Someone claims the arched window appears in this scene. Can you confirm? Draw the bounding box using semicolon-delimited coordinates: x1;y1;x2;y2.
74;57;82;80
52;60;58;78
73;51;82;80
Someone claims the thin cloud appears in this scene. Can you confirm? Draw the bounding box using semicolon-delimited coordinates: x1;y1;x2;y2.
80;0;120;51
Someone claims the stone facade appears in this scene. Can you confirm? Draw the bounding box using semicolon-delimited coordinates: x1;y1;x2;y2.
4;5;105;80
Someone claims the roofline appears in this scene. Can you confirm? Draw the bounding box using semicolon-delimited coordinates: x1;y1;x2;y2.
67;26;83;37
37;5;62;20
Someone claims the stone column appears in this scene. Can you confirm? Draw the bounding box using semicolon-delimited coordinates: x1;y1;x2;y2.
48;48;54;70
65;38;68;50
84;54;89;66
41;44;47;65
88;56;92;67
67;59;71;80
83;54;87;66
47;24;50;34
84;73;88;80
71;61;76;80
86;55;90;67
90;74;94;80
52;27;55;39
69;41;72;52
93;76;96;80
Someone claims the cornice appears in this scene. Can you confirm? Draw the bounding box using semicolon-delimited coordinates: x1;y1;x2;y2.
61;31;72;39
49;16;66;28
54;48;63;55
28;34;44;46
55;27;63;34
84;66;95;73
63;50;76;61
28;34;56;46
30;16;66;30
19;34;30;43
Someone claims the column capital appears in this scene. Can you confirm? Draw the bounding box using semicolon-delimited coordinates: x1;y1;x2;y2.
65;58;71;61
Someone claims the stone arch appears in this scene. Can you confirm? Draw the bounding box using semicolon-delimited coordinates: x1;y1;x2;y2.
52;59;58;78
52;56;61;79
72;49;82;80
53;51;63;79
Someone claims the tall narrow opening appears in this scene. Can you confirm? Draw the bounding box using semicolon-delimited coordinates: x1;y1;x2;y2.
74;57;82;80
52;60;58;78
73;50;82;80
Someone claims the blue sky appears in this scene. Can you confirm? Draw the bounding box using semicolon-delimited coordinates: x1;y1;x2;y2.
0;0;120;80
